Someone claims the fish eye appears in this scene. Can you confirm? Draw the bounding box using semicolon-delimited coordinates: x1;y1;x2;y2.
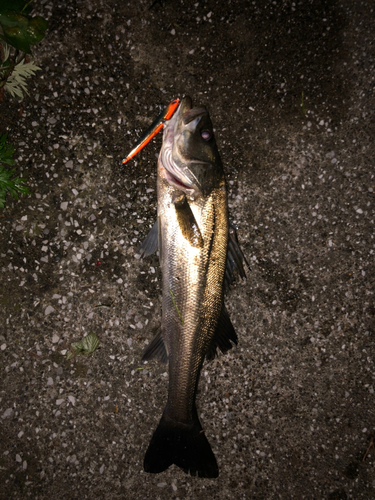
201;130;211;141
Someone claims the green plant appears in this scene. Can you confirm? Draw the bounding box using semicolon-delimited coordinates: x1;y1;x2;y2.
0;41;41;98
0;0;48;99
66;332;100;360
0;133;30;208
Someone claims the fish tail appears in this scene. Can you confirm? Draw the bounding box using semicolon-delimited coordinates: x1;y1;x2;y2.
144;408;219;478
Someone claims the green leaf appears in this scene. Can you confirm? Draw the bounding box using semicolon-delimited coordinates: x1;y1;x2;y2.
0;12;28;29
26;16;48;44
0;188;6;207
0;0;33;16
0;132;15;165
4;58;41;98
0;41;11;63
0;136;31;208
0;164;14;179
0;165;31;208
0;60;12;71
2;25;31;53
0;13;47;52
66;332;100;360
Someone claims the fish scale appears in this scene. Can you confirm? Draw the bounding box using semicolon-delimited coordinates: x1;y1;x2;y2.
160;182;228;424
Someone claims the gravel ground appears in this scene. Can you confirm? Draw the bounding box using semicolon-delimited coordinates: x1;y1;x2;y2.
1;0;374;499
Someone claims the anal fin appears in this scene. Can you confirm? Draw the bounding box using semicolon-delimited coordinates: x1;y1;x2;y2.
142;327;168;363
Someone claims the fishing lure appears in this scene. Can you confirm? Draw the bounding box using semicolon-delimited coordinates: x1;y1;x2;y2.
122;98;180;164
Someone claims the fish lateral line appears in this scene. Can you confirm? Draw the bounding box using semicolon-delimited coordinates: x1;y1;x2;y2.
168;288;184;325
122;98;180;164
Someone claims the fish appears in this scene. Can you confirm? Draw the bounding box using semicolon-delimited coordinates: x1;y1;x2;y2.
129;96;248;478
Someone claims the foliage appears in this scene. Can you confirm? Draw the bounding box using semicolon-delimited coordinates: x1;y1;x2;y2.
0;131;14;165
0;42;40;98
0;0;47;99
0;133;30;208
0;0;48;54
67;332;101;360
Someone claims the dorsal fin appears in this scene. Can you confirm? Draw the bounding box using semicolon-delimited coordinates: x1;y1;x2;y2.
224;222;250;290
205;305;238;361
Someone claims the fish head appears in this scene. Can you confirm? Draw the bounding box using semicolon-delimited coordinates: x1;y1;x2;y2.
160;96;225;199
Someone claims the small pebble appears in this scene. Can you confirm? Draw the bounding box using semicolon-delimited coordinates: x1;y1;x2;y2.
2;408;14;419
45;305;54;315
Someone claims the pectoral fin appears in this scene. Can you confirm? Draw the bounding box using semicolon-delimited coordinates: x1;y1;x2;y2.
135;221;159;258
205;305;238;361
172;192;203;248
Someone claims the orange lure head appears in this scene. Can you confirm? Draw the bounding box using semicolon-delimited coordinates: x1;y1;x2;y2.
122;98;180;165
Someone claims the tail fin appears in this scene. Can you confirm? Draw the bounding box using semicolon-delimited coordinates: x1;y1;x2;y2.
144;411;219;478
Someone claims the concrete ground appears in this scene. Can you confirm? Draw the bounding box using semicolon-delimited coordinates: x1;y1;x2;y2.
0;0;374;498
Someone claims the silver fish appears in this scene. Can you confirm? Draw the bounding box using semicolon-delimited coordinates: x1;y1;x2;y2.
135;96;247;478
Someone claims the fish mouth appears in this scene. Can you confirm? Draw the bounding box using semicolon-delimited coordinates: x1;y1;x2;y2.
180;96;208;131
159;96;202;198
182;106;207;127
